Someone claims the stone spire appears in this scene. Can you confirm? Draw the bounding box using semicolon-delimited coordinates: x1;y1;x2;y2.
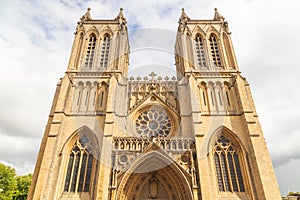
213;8;224;22
178;8;190;32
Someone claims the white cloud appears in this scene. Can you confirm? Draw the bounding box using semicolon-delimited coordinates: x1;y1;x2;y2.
0;0;299;195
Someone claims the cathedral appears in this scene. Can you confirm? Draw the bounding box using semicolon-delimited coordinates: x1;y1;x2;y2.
28;8;282;200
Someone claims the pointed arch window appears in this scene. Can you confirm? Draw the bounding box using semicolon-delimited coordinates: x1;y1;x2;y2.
84;34;97;68
195;34;207;68
99;34;111;68
64;134;94;193
214;135;245;193
209;34;222;67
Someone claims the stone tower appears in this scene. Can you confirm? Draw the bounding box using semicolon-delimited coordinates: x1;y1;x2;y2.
28;8;281;200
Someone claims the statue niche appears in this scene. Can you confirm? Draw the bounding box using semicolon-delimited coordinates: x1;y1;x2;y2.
134;172;172;200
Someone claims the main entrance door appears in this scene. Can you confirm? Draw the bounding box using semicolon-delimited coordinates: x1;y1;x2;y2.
116;150;193;200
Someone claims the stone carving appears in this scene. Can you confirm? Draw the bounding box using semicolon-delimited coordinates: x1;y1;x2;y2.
149;173;158;198
128;73;178;113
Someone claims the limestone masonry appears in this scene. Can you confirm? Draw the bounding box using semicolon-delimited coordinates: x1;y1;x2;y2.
28;8;281;200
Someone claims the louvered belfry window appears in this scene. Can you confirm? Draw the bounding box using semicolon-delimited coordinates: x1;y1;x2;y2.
195;35;207;68
84;34;97;68
99;34;111;68
209;34;222;67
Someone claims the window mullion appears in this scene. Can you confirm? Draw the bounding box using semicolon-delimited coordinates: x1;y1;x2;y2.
215;152;224;192
214;38;218;66
232;152;241;192
88;39;93;67
225;150;234;192
212;39;216;66
105;39;110;68
75;151;83;192
91;37;96;67
91;37;97;69
99;39;103;68
87;39;91;67
104;40;108;67
85;42;90;67
218;152;227;192
201;39;206;67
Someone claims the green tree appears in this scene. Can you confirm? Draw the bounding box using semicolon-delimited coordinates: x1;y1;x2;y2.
289;191;300;196
0;163;17;200
0;163;32;200
14;174;32;199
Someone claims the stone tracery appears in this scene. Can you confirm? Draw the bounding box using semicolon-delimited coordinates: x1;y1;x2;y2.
135;107;172;137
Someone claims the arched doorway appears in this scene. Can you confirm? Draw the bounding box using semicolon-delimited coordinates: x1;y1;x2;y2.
116;149;193;200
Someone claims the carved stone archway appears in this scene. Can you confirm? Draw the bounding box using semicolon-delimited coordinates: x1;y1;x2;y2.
116;149;193;200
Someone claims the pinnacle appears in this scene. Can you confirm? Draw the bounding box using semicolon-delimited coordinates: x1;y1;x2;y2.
118;7;124;15
116;7;125;20
180;8;189;19
213;7;224;21
80;7;92;21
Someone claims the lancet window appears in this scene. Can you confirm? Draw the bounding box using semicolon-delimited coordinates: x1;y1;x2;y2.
84;34;97;68
214;135;245;193
209;34;222;67
195;34;207;68
99;34;111;68
64;134;94;193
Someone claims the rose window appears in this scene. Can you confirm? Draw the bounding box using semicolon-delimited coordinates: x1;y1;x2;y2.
135;108;172;137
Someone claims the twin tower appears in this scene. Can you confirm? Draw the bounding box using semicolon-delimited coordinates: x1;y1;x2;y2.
28;8;281;200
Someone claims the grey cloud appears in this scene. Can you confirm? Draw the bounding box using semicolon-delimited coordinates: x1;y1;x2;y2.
0;135;40;174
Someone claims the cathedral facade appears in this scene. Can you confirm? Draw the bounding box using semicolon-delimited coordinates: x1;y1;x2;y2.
28;8;281;200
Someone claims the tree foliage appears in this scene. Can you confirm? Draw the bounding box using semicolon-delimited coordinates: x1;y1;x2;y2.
0;163;17;200
0;163;32;200
289;191;300;196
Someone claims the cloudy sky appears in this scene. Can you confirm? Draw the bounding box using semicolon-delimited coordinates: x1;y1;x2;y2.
0;0;300;195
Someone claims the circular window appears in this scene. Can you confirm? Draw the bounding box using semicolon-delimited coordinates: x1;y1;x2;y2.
135;107;172;137
119;155;128;164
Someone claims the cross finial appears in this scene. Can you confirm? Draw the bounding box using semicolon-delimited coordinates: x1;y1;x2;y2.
149;72;157;80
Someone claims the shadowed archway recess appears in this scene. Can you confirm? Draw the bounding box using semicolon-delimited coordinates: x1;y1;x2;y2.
116;148;193;200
